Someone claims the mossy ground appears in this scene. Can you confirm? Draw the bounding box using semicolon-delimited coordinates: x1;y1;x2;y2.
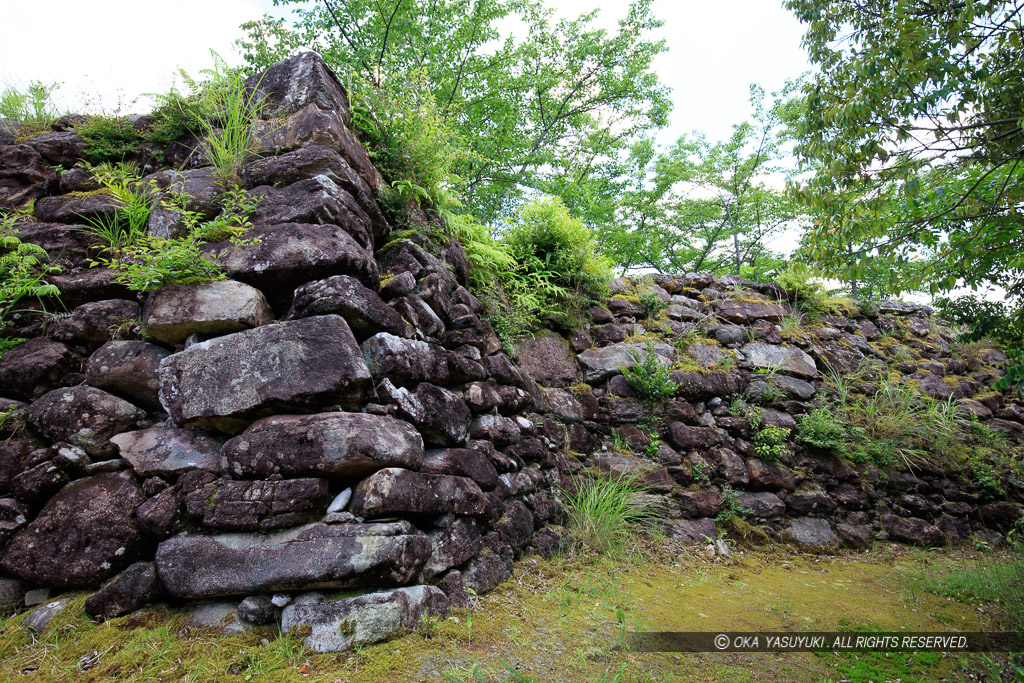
0;542;1016;682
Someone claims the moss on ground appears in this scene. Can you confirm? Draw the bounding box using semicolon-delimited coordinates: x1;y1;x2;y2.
0;544;1015;682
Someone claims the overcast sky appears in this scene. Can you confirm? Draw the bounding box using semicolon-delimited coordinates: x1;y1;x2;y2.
0;0;811;145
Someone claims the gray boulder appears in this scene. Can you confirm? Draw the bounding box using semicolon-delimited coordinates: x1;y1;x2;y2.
577;342;673;383
516;333;578;387
207;223;378;309
740;343;817;378
84;341;170;410
786;517;839;550
222;412;424;478
27;386;147;458
1;471;144;589
142;280;273;345
287;274;409;339
111;426;222;477
155;521;430;598
377;380;471;446
350;468;487;518
159;316;372;432
281;585;449;653
361;333;449;387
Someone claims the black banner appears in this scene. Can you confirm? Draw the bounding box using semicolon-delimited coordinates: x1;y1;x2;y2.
625;632;1024;653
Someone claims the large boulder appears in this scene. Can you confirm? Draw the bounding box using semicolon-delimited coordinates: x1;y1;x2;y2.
34;191;121;224
361;333;449;387
350;468;487;518
0;337;81;401
377;380;471;447
881;514;946;547
241;145;388;240
287;274;409;339
247;51;352;120
206;223;378;309
146;168;223;239
49;299;140;349
155;521;430;598
1;471;145;589
281;585;449;653
670;370;747;400
786;517;839;550
712;299;786;324
111;426;222;477
516;333;578;387
740;343;817;378
84;341;170;410
421;448;499;491
159;316;372;432
141;280;273;345
249;177;374;251
184;477;329;531
27;386;147;458
83;561;164;621
222;412;424;478
0;144;59;209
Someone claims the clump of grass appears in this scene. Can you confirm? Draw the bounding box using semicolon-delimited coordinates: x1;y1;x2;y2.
194;62;268;187
798;362;990;472
0;81;62;136
79;178;157;253
559;472;664;555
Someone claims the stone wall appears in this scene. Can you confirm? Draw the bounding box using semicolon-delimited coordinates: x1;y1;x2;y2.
0;54;565;648
0;52;1021;651
513;273;1023;552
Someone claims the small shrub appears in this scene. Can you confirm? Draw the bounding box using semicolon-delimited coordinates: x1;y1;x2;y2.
79;115;144;163
715;484;752;523
503;196;613;322
934;295;1023;348
797;407;847;451
559;472;664;555
638;291;667;319
692;459;711;487
775;262;830;318
0;81;62;137
752;424;790;462
622;342;678;402
107;236;225;292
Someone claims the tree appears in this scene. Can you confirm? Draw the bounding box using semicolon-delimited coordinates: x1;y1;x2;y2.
237;0;670;223
584;84;804;278
785;0;1024;295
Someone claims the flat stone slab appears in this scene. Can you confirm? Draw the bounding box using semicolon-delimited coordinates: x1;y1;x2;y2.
142;280;274;345
282;585;449;653
159;315;372;433
222;412;424;478
740;343;817;379
111;426;222;477
155;521;430;598
350;468;487;518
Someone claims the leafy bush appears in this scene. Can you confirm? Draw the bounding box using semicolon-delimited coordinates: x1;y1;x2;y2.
621;343;678;402
1;214;61;329
0;81;62;137
503;196;613;319
79;115;144;163
109;236;225;292
797;407;847;451
752;424;791;462
934;295;1024;347
559;472;664;555
639;291;667;319
351;69;476;214
775;261;830;318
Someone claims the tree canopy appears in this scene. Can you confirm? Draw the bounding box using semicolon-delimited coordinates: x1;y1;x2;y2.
238;0;671;223
785;0;1024;295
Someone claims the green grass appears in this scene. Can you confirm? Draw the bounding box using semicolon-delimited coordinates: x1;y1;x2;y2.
559;472;664;555
0;81;62;137
196;68;267;186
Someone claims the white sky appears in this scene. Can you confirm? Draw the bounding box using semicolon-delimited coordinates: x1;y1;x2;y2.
0;0;811;145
